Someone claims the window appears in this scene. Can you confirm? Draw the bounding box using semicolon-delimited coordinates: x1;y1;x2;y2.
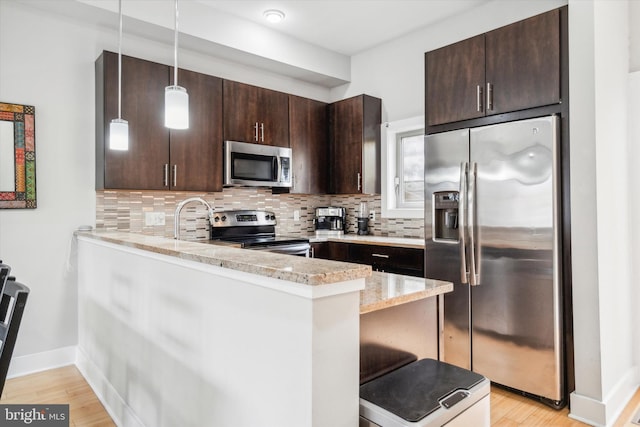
381;116;425;219
395;129;424;208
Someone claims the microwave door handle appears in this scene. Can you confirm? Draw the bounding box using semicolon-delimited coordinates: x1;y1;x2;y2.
273;156;280;182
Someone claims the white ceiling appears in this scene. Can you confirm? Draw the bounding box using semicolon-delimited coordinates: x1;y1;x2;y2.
194;0;491;56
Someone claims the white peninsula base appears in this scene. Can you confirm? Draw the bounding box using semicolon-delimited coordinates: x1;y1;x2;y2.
76;236;364;427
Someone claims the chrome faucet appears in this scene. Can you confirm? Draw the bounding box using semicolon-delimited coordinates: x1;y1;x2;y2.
174;197;215;240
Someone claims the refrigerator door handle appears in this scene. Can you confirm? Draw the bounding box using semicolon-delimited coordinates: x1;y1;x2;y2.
459;162;469;284
468;162;481;285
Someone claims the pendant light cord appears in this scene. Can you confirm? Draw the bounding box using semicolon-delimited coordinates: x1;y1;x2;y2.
117;0;123;120
173;0;179;87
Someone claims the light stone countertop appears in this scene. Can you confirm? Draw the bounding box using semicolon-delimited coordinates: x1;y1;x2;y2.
309;234;424;249
360;271;452;314
76;231;451;311
76;231;371;286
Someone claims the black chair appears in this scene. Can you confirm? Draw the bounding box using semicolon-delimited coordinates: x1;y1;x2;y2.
0;261;30;397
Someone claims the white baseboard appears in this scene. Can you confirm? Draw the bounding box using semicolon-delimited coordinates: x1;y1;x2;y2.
6;346;77;379
570;366;639;427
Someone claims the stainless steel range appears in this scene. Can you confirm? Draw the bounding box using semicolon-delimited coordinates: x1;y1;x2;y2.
210;210;310;257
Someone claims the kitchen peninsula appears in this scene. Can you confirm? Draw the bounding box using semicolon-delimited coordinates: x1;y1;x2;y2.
75;231;452;427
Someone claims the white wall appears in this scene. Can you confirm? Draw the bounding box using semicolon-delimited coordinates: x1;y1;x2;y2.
568;1;637;425
0;0;330;371
0;0;97;361
629;72;640;393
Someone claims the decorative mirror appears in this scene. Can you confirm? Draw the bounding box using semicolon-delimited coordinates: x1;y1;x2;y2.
0;102;36;209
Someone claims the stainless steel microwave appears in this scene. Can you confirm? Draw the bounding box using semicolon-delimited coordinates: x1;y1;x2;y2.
224;140;292;188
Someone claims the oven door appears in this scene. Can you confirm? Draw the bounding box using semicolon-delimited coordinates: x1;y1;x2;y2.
248;242;311;257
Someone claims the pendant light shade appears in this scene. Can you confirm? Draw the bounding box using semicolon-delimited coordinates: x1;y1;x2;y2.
165;85;189;129
109;118;129;150
109;0;129;150
165;0;189;129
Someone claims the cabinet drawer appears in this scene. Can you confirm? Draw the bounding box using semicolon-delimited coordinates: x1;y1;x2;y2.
348;244;423;276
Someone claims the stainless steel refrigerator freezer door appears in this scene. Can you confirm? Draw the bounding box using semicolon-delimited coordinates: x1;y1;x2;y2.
424;129;471;370
469;115;563;402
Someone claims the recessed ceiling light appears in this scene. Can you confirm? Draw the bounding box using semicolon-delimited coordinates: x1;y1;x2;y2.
263;9;285;24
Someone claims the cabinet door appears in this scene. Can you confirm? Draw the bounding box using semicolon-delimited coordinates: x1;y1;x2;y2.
485;8;560;115
329;96;364;194
289;96;328;194
329;95;381;194
99;52;169;189
223;80;259;143
425;35;485;127
259;88;289;147
223;81;289;146
169;69;223;191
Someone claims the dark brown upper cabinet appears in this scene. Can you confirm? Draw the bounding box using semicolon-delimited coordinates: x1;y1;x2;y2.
223;80;289;147
426;8;560;127
96;52;224;191
96;51;169;190
426;35;485;127
169;68;223;192
288;95;328;194
329;94;381;195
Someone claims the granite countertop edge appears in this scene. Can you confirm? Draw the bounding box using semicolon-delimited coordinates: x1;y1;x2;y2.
75;231;372;286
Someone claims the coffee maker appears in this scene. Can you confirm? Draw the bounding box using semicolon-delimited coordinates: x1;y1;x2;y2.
314;207;347;236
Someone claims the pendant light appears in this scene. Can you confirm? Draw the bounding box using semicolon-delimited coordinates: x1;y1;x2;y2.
165;0;189;129
109;0;129;150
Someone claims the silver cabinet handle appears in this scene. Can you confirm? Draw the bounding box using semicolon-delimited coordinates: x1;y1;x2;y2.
173;165;177;188
486;82;493;111
357;172;361;191
476;85;483;112
260;123;264;142
371;253;390;259
163;164;169;187
459;162;468;284
254;122;259;141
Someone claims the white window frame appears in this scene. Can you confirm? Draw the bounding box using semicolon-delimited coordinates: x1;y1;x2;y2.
381;116;425;219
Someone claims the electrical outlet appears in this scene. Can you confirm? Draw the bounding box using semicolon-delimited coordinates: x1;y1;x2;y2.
293;210;300;221
145;212;165;226
369;210;376;221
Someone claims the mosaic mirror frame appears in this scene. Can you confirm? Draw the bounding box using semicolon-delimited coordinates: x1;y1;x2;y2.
0;102;36;209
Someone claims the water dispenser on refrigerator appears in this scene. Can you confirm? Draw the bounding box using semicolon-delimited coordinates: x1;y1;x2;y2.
432;191;459;242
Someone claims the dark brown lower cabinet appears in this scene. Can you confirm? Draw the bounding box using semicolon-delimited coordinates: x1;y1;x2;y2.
348;244;424;277
311;241;424;278
310;242;349;262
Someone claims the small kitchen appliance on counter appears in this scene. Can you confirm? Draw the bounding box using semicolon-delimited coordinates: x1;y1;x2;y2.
359;359;490;427
356;202;369;235
314;207;347;236
210;210;310;256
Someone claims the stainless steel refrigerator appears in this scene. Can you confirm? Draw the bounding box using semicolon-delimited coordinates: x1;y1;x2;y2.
424;115;564;406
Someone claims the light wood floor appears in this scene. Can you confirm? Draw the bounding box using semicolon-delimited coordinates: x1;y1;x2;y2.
1;365;639;426
1;365;115;426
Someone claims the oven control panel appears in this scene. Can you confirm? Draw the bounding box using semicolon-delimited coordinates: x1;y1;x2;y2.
211;210;277;227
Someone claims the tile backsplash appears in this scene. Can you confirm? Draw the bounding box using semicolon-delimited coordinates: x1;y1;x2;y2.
96;188;425;240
